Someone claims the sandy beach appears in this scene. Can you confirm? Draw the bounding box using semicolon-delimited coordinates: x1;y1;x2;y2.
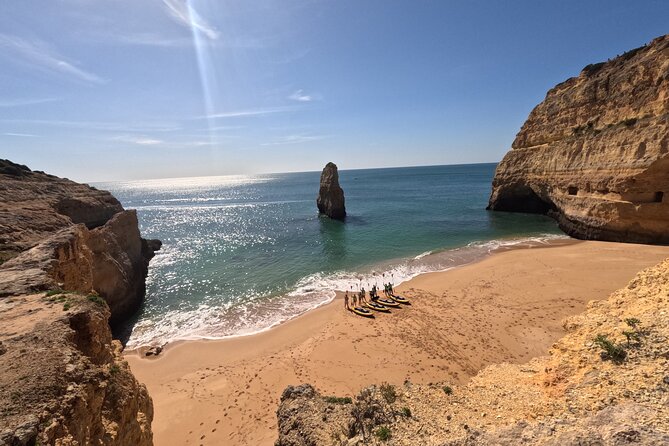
124;240;669;446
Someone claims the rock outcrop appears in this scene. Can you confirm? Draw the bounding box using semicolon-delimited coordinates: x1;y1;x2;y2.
488;34;669;244
0;159;157;444
0;292;153;446
0;159;160;324
317;162;346;220
276;257;669;445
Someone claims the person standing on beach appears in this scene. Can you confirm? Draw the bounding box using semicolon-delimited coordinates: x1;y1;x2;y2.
344;291;350;310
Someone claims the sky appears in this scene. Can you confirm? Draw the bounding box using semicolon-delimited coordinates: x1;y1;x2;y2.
1;0;668;182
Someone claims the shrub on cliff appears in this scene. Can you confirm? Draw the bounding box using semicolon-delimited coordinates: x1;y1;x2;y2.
379;383;397;404
594;334;626;363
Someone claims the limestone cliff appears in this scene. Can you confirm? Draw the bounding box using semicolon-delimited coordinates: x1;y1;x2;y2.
0;159;160;324
276;257;669;445
317;162;346;220
0;159;157;445
488;34;669;244
0;293;153;446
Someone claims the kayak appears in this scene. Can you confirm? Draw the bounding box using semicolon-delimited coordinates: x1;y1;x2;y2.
366;301;390;312
351;306;374;317
377;298;401;308
389;294;411;304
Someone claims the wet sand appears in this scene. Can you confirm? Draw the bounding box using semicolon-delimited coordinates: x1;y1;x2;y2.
124;240;669;446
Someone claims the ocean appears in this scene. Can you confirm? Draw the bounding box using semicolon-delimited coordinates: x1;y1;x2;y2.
97;163;567;347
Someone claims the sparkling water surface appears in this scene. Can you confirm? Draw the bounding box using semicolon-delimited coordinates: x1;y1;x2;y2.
96;163;565;346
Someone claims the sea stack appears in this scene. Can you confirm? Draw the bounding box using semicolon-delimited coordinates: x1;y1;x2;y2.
317;162;346;221
487;34;669;245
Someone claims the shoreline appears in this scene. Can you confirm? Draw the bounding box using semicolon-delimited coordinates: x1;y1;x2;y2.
126;233;574;351
125;240;669;446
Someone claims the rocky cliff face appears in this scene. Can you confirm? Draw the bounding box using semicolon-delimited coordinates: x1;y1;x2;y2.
0;293;153;446
317;162;346;220
0;159;157;445
488;35;669;244
0;159;160;324
276;257;669;445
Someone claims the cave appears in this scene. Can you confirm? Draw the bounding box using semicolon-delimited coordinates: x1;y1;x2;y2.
567;186;578;196
487;184;555;214
654;191;664;203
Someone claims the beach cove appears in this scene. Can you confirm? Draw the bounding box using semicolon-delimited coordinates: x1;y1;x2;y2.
125;240;669;446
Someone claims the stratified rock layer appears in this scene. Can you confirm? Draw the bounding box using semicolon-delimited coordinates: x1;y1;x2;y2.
0;159;160;324
488;35;669;244
317;162;346;220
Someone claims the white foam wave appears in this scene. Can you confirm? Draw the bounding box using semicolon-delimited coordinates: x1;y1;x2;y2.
126;233;572;348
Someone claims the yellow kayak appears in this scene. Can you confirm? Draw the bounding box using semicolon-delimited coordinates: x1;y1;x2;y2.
351;306;374;317
378;298;401;308
366;301;390;312
389;294;410;304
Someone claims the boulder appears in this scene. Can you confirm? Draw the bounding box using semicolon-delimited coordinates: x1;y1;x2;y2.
317;162;346;220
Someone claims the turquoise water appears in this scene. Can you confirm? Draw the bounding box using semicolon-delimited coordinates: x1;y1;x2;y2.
98;163;565;346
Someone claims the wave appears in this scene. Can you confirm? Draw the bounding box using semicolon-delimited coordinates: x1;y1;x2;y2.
126;233;571;348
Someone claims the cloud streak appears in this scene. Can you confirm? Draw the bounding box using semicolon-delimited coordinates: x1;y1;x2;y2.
0;118;180;133
162;0;220;40
203;107;296;119
116;33;193;48
288;89;317;102
3;132;39;137
112;135;163;145
261;134;331;146
0;97;59;108
0;34;106;84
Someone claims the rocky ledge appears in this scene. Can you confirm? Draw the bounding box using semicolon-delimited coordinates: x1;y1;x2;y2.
0;159;158;445
0;159;161;325
488;34;669;244
317;162;346;220
276;257;669;445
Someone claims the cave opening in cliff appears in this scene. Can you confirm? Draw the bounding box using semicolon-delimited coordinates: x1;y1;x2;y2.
568;186;578;196
654;191;664;203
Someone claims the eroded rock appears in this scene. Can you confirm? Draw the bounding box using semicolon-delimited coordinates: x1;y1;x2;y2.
0;159;161;323
317;162;346;220
488;34;669;244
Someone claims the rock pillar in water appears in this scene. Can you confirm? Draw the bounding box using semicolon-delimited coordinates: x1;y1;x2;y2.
316;162;346;220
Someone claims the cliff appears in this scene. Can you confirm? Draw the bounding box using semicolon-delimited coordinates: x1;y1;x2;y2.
0;159;160;325
488;34;669;244
276;257;669;445
0;293;153;445
317;162;346;220
0;159;157;445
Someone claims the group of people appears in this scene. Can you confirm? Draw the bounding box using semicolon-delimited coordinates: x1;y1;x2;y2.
344;282;395;310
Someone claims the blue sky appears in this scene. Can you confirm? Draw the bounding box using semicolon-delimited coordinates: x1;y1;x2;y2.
1;0;667;181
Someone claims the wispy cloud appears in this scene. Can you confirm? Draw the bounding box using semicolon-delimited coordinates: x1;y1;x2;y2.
112;135;163;145
0;118;180;133
3;132;39;137
288;89;318;102
162;0;219;40
0;34;106;85
203;107;295;119
261;134;331;146
116;32;193;48
0;97;58;108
